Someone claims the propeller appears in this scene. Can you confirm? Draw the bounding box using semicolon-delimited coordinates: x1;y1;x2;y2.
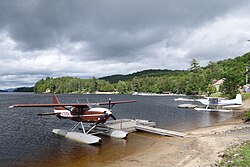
108;98;116;120
98;98;117;121
98;109;116;121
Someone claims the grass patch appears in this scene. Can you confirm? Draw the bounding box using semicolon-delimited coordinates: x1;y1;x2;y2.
242;93;250;100
246;110;250;122
209;92;250;100
219;140;250;166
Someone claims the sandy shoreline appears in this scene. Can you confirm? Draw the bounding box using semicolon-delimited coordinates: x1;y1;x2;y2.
108;98;250;167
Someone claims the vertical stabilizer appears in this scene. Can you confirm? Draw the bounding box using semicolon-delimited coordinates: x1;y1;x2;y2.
235;94;242;105
53;94;60;104
52;94;64;111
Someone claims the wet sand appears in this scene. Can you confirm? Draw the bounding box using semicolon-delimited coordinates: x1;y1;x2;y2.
106;98;250;167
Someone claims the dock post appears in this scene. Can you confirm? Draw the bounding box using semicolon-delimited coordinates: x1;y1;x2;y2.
120;119;123;129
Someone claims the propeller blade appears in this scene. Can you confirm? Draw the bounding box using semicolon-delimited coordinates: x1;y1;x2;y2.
110;114;116;120
108;98;111;109
107;98;116;120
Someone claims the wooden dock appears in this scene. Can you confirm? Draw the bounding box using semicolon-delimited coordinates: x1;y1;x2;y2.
105;119;186;137
178;104;198;108
105;119;155;132
135;125;186;137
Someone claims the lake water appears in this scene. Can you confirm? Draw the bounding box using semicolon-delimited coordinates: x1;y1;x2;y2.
0;93;232;167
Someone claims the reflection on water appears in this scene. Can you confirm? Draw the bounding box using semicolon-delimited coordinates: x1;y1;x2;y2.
0;93;232;166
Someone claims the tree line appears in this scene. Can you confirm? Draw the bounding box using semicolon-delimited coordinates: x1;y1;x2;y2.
34;52;250;98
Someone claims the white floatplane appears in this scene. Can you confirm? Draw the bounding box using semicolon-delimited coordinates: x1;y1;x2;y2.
194;94;243;112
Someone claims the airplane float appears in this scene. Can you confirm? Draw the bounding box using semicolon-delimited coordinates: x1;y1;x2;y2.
194;93;243;112
9;95;136;144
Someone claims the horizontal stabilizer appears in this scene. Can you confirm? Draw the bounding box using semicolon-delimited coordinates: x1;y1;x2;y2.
9;105;15;109
37;112;60;116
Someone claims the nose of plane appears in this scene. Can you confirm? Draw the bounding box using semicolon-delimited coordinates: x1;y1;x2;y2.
106;109;112;115
106;109;116;120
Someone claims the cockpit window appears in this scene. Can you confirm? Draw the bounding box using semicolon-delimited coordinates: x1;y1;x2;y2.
71;106;90;115
209;98;219;103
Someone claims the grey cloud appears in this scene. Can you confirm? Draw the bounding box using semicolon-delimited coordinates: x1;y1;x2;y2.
1;0;248;54
1;0;250;88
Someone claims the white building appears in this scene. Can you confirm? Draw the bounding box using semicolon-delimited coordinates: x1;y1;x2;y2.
213;79;224;92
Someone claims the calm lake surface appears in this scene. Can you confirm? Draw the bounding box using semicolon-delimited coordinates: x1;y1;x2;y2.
0;93;232;167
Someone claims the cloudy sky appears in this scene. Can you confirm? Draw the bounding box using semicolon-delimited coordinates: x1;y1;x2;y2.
1;0;250;89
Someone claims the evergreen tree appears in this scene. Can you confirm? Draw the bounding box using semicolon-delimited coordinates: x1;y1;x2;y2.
189;58;201;73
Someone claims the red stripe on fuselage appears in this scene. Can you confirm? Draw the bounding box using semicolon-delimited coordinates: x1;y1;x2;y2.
59;109;109;123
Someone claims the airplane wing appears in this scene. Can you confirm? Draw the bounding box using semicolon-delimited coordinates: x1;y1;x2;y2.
9;100;136;108
9;103;90;108
92;100;137;106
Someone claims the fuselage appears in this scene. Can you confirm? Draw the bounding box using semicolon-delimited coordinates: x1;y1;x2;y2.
55;107;111;123
197;94;242;106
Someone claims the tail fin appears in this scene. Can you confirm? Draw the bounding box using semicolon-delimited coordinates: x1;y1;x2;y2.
234;94;242;104
53;94;60;104
53;95;64;111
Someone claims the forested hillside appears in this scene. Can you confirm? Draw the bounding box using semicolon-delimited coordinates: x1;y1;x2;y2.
99;69;186;83
34;52;250;97
13;87;34;92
